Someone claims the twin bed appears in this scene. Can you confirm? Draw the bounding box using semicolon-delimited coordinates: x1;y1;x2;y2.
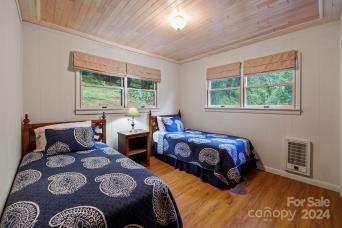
1;111;255;228
1;114;182;228
149;111;256;188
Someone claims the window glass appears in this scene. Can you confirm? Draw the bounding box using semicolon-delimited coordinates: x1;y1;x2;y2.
246;70;294;106
246;85;293;106
209;76;241;106
210;89;240;106
82;87;122;108
78;72;158;110
81;71;122;87
80;71;123;108
211;77;240;89
128;89;156;108
246;70;294;87
128;78;154;90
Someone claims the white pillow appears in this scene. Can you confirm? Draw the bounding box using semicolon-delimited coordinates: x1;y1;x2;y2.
157;116;167;132
34;121;92;152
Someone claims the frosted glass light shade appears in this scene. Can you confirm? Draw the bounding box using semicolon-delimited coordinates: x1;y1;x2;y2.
170;14;186;30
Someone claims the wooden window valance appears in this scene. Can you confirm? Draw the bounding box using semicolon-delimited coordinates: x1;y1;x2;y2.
73;52;126;75
127;63;161;82
206;62;241;80
243;50;297;75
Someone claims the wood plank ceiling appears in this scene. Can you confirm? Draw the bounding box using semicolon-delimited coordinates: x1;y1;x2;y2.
18;0;341;63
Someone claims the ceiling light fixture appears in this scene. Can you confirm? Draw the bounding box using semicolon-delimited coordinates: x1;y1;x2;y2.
170;12;187;31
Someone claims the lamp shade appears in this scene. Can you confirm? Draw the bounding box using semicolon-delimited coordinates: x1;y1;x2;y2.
126;107;140;117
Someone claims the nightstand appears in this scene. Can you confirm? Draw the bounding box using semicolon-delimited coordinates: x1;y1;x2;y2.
117;129;151;166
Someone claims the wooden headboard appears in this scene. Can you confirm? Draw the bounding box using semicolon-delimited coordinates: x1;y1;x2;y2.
148;110;181;149
22;112;107;156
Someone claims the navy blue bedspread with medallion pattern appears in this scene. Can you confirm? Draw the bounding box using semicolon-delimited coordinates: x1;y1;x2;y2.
0;143;182;228
153;129;256;188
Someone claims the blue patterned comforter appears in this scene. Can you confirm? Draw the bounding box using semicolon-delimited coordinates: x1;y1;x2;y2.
1;143;182;228
155;130;255;188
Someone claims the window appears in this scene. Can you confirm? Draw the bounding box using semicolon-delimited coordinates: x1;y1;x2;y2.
208;77;241;107
206;50;300;113
245;69;295;108
81;71;123;109
207;69;297;110
127;78;157;108
77;71;158;111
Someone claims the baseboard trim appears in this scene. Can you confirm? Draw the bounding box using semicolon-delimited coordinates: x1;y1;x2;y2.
259;166;340;192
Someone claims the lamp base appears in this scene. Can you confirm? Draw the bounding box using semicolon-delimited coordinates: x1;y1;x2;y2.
130;121;135;132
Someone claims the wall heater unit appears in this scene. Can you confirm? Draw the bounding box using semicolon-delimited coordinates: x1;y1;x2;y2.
285;137;311;176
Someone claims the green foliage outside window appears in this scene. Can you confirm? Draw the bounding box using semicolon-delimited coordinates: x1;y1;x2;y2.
80;71;156;108
209;70;294;107
210;77;241;106
211;77;240;89
210;89;240;106
81;72;122;108
128;78;154;89
81;71;122;87
127;78;156;108
247;70;293;87
246;85;293;105
82;87;122;108
246;70;294;106
128;89;155;108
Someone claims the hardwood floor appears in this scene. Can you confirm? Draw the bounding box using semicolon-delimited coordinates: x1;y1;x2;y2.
148;157;342;228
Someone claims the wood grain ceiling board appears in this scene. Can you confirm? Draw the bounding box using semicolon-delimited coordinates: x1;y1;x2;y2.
18;0;341;63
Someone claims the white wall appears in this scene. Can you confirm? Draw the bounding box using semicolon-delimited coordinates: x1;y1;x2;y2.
0;1;23;213
180;22;340;191
23;23;180;149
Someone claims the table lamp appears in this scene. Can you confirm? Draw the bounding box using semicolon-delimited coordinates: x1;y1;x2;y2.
126;107;140;132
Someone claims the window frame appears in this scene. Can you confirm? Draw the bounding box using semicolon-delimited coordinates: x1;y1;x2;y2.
206;55;301;113
75;71;158;113
207;76;242;108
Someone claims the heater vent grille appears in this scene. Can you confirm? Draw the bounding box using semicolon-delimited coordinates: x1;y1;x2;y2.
285;138;311;176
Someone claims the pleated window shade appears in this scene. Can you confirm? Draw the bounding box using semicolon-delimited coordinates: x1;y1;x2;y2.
127;63;161;82
73;51;126;75
73;51;161;82
244;50;297;75
206;62;241;80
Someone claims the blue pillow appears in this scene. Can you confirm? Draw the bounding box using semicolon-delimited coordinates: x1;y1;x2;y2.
162;116;185;132
45;127;95;155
